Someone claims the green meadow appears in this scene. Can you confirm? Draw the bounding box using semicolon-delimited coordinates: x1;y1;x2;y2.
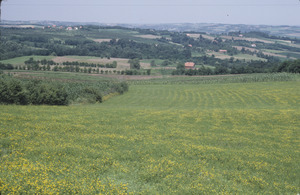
0;56;55;66
0;74;299;194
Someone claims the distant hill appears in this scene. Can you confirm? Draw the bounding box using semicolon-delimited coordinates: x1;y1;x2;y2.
2;20;300;38
1;21;299;76
121;23;300;38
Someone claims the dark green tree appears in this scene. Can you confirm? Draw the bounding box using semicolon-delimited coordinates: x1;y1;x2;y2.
146;69;151;75
0;77;28;105
277;59;300;73
214;66;229;75
162;60;170;66
176;62;185;70
128;58;141;70
150;60;156;67
112;61;117;68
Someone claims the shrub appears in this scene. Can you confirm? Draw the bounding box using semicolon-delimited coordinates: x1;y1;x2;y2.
26;81;69;105
0;63;14;70
0;76;28;105
82;87;103;103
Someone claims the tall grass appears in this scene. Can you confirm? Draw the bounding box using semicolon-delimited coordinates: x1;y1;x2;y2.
129;73;299;85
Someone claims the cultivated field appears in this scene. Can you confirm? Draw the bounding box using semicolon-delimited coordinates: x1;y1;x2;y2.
186;33;215;40
134;34;162;39
0;74;299;194
0;55;152;70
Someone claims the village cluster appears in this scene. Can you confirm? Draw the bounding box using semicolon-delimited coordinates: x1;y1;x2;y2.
42;25;83;31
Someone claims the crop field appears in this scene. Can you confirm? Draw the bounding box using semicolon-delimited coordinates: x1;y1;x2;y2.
0;55;153;70
0;74;299;194
134;35;162;39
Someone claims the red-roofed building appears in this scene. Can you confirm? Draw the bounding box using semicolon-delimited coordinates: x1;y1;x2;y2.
185;62;195;69
219;50;227;53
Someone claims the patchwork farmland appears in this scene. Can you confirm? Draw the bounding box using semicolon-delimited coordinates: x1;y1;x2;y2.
0;22;299;194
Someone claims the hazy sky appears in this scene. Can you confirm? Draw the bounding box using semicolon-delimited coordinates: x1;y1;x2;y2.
2;0;300;25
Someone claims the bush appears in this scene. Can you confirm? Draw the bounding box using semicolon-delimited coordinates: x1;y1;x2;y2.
82;87;103;103
0;76;69;105
0;77;28;105
26;81;69;105
0;63;14;70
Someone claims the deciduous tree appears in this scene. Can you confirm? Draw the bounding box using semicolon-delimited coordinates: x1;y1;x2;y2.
128;58;141;70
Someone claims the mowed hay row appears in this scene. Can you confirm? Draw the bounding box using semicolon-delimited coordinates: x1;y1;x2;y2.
107;81;299;110
0;80;299;194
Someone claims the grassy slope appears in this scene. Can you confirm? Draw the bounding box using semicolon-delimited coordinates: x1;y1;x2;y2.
0;56;54;65
0;56;124;65
0;75;299;194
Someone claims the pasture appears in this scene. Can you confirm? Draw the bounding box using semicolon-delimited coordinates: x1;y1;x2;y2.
206;51;266;61
0;74;299;194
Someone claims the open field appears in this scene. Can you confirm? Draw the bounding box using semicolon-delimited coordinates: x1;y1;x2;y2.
206;51;266;61
0;25;38;28
222;36;300;49
233;46;289;59
0;56;152;70
92;39;112;43
233;46;259;53
233;47;300;60
9;71;116;82
134;34;162;39
89;29;139;39
221;36;275;44
186;33;215;40
52;56;133;69
0;56;54;66
0;74;299;194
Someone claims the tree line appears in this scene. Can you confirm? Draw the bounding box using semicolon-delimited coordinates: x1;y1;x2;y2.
24;58;118;68
172;59;300;76
0;27;191;61
0;74;129;105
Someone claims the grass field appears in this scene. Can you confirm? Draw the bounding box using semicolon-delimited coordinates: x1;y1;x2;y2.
9;71;115;82
206;51;267;61
0;56;55;66
0;74;299;194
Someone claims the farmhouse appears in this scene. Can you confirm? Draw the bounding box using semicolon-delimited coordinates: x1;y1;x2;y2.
185;62;195;69
219;50;227;53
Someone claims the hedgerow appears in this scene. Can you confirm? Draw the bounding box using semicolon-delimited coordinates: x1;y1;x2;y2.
0;74;128;105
